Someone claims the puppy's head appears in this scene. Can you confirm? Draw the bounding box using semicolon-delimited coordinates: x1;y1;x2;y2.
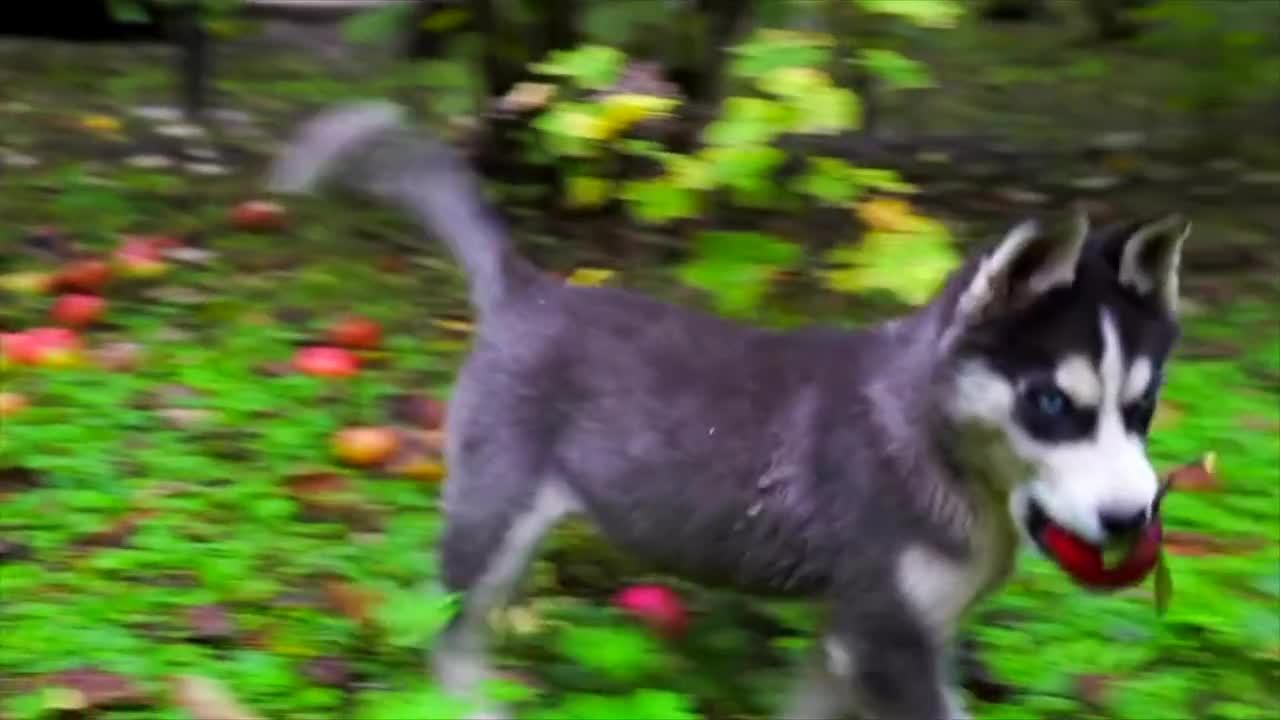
938;209;1190;587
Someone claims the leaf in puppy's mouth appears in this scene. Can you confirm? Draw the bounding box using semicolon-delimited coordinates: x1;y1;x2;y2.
1101;538;1134;570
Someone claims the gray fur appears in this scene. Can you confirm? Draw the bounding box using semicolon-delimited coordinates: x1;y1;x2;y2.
270;103;1187;720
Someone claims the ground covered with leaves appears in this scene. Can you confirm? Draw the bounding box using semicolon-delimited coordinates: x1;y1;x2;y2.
1;30;1279;720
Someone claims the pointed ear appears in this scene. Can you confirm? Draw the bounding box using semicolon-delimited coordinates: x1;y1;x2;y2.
955;209;1090;324
1113;213;1191;314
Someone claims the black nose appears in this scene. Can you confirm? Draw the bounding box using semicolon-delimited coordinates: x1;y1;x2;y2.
1099;507;1150;536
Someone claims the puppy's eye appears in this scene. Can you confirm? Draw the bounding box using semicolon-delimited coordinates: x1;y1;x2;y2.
1027;385;1071;417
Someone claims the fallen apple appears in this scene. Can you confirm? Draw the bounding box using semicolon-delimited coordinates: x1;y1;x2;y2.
52;259;112;293
612;584;689;639
326;315;382;350
20;327;84;368
51;294;106;328
292;346;359;378
113;237;169;278
332;426;399;467
0;271;55;295
0;391;28;417
1;332;39;366
230;200;287;231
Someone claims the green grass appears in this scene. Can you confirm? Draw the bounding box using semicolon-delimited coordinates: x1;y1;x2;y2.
1;29;1278;720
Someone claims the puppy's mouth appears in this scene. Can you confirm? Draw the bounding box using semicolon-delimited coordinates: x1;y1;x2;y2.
1025;500;1162;591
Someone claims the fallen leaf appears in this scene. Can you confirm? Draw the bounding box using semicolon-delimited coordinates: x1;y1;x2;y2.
1163;530;1266;557
155;407;214;430
74;510;156;549
0;466;42;498
566;267;616;287
81;114;123;133
91;342;145;372
43;667;150;709
171;675;261;720
385;393;447;429
285;471;352;499
383;429;447;481
187;605;237;643
301;656;352;688
0;538;33;563
323;580;384;625
430;318;474;335
1165;452;1219;492
1075;673;1112;706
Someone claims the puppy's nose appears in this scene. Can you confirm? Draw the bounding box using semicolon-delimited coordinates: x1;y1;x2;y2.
1099;507;1150;536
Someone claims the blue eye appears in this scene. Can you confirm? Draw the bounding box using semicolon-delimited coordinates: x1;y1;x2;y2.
1030;386;1070;417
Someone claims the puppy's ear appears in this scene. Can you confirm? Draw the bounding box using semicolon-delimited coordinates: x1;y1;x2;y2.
955;208;1089;324
1109;213;1191;315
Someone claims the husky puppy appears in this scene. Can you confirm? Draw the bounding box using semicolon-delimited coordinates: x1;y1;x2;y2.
270;102;1190;720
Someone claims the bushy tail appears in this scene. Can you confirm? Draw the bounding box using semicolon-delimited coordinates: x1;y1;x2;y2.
267;101;521;313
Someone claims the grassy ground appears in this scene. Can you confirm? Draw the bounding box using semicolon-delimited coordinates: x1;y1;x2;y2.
1;22;1278;720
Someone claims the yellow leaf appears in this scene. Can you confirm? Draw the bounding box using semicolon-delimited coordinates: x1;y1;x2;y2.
81;114;122;132
566;267;615;287
596;93;680;140
855;197;921;232
498;82;557;113
566;176;611;208
430;318;474;335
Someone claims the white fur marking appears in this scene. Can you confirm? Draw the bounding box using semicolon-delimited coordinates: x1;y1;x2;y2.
896;510;1015;638
1124;357;1153;403
823;638;854;679
1053;354;1102;407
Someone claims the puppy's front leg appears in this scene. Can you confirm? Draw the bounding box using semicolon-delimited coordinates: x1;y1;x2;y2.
830;612;956;720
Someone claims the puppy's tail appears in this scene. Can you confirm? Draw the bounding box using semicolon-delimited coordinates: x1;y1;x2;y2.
267;101;528;314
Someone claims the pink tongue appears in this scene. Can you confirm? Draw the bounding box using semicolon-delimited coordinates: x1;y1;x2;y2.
1042;518;1162;590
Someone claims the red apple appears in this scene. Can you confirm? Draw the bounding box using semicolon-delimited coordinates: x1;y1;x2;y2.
1040;518;1162;590
113;236;170;278
20;327;83;368
332;426;399;467
50;294;106;328
2;332;38;366
292;346;359;378
613;584;689;639
326;315;382;350
0;391;27;417
230;200;287;231
52;259;112;293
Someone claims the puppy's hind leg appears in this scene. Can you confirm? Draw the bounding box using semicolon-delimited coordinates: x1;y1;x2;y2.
432;476;581;718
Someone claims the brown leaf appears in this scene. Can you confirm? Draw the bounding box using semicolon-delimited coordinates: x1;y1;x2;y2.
1075;673;1112;706
301;656;352;688
285;471;351;499
155;407;214;430
1163;530;1266;557
385;393;447;429
1165;452;1219;492
253;361;293;377
0;466;42;498
171;675;261;720
44;667;150;709
74;511;155;549
0;538;33;563
323;580;384;625
187;605;237;643
91;341;145;372
382;428;447;481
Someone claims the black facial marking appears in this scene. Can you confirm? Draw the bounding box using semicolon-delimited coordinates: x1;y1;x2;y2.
1016;373;1096;442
